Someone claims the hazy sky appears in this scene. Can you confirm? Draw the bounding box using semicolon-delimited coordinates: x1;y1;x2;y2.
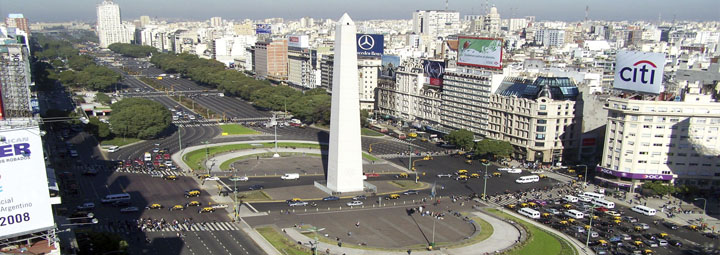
1;0;718;22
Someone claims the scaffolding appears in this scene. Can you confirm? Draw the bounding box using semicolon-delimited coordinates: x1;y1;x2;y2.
0;39;33;120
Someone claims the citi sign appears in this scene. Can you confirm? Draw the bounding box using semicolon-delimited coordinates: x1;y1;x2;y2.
613;50;666;94
619;60;658;85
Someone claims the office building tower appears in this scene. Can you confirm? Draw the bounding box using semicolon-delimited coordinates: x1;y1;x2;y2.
0;35;33;120
412;10;460;38
5;14;30;34
253;38;288;80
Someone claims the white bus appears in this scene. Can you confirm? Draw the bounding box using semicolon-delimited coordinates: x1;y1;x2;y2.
101;193;131;204
591;198;615;209
563;195;579;203
564;209;585;219
516;175;540;184
582;192;605;200
631;205;657;216
518;208;541;219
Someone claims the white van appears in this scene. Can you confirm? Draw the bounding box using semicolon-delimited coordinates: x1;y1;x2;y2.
591;198;615;209
107;146;120;152
563;195;579;203
518;208;541;219
577;195;592;202
582;192;605;200
516;175;540;184
631;205;657;216
101;193;131;204
564;209;584;219
144;152;152;161
281;173;300;180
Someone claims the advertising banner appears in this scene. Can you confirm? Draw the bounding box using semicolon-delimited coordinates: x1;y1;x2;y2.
0;127;54;238
287;35;309;48
255;24;271;34
356;34;383;56
613;50;665;94
380;55;400;79
423;60;445;86
595;166;673;181
457;36;503;69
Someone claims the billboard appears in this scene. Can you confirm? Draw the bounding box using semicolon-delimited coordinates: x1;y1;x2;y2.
380;55;400;79
457;36;503;69
0;127;54;238
356;34;383;56
613;50;665;94
423;60;445;86
255;24;271;34
287;35;309;48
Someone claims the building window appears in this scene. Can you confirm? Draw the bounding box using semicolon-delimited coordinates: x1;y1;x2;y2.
537;119;547;124
535;142;545;147
539;105;546;110
536;126;546;132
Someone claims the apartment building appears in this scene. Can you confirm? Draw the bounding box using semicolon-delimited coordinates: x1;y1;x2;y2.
377;60;442;124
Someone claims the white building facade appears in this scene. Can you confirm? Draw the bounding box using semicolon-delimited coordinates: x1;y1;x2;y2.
96;0;131;48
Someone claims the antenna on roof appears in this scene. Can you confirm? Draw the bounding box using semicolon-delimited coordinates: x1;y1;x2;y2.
585;5;589;22
445;0;449;11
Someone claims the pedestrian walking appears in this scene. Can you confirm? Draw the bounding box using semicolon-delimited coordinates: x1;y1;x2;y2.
355;221;360;228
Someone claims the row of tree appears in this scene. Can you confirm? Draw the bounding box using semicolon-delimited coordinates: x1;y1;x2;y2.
108;43;157;58
31;34;121;92
108;98;173;139
444;129;514;159
147;52;332;124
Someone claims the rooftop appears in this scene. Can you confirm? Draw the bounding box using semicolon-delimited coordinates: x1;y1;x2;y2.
498;76;578;101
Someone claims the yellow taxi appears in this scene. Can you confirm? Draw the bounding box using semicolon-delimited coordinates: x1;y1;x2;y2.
420;138;428;142
186;201;202;207
567;218;576;223
539;174;548;179
465;160;473;164
598;240;608;246
457;169;468;175
519;203;528;208
492;172;502;177
633;240;644;247
169;205;185;211
568;169;576;173
385;194;400;200
423;156;433;160
563;204;572;209
395;173;409;178
197;174;210;179
528;202;537;207
287;198;302;203
658;232;668;238
146;203;163;209
559;220;569;225
164;175;177;180
506;204;517;209
612;219;622;225
480;159;489;164
184;190;201;198
470;173;481;178
643;249;654;255
456;175;468;181
584;224;591;230
591;215;599;220
199;207;215;213
541;213;551;218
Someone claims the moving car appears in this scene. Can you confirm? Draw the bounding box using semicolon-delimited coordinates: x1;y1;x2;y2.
322;196;340;201
186;201;202;207
364;173;380;178
199;207;215;213
289;201;309;207
169;205;185;211
77;202;95;210
385;194;400;200
249;184;264;190
437;173;453;178
120;206;139;213
281;173;300;180
229;176;249;182
146;204;163;209
204;176;220;181
402;190;419;195
184;190;201;198
347;201;363;207
107;146;120;152
353;195;367;200
164;175;177;180
507;168;523;174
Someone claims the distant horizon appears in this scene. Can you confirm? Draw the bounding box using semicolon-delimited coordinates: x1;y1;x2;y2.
1;0;718;23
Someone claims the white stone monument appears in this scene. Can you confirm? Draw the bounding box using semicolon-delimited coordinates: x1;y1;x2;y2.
326;13;364;192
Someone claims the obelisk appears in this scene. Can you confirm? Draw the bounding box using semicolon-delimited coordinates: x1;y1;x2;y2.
326;13;364;192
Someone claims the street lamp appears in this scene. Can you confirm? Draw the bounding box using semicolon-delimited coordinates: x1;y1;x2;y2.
481;159;490;200
578;164;588;185
272;114;280;158
694;198;707;222
203;140;210;173
586;204;596;248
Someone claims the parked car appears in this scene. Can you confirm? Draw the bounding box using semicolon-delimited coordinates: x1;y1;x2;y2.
120;206;139;213
402;190;419;195
437;173;453;178
249;185;264;190
353;195;367;200
77;202;95;210
662;221;679;230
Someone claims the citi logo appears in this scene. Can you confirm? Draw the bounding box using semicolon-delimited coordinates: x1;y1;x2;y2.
619;60;658;84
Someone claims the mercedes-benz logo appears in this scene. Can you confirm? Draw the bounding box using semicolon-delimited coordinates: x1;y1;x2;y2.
357;35;375;51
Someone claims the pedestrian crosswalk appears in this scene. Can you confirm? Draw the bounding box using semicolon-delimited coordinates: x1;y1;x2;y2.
173;120;219;127
95;221;241;233
114;168;188;177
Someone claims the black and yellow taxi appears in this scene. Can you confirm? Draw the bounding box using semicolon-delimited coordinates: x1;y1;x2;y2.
169;205;185;211
456;175;468;181
643;249;654;255
567;218;576;224
465;159;473;164
186;201;202;207
492;172;502;177
457;169;468;175
563;204;572;209
539;174;548;179
198;207;215;213
385;194;400;200
164;175;177;180
423;156;433;160
506;204;516;209
184;189;201;198
146;203;163;209
395;173;409;179
470;173;480;178
197;174;210;180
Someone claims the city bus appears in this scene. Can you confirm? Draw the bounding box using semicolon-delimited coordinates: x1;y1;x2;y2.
368;124;388;133
391;129;406;140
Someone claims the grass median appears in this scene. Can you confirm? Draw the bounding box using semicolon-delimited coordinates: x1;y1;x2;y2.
183;142;324;170
361;128;384;137
487;208;577;255
220;124;261;135
256;226;310;255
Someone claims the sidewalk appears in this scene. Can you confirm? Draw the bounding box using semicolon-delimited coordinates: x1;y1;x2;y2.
283;210;520;255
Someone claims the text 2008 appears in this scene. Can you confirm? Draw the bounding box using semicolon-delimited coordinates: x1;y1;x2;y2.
0;213;31;226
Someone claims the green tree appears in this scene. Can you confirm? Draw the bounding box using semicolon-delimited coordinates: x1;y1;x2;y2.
642;181;676;198
109;98;172;139
87;117;111;139
474;139;514;158
446;129;475;151
360;109;370;127
108;43;158;58
96;92;111;105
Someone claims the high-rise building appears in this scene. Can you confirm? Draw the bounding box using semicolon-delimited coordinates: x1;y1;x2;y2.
139;15;151;27
210;17;223;27
0;35;33;120
287;36;317;89
358;57;381;110
441;67;502;135
534;29;566;48
5;14;30;35
96;0;130;48
253;38;288;80
597;81;720;191
412;10;461;38
377;60;443;124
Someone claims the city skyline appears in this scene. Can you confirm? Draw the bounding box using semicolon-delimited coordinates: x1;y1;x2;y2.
1;0;718;23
